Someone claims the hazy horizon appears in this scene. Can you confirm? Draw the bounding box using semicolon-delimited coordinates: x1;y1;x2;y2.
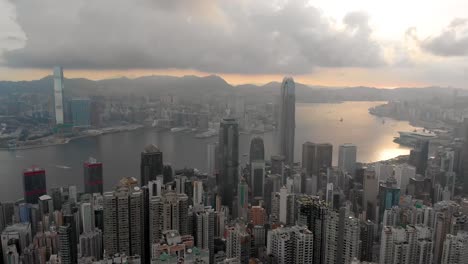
1;0;468;88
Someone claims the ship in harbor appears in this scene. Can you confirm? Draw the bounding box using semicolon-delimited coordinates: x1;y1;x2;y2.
393;130;436;147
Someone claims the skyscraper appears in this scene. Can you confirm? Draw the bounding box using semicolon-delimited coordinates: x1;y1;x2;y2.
83;157;103;194
226;223;251;264
279;77;295;165
250;137;265;200
218;117;239;210
71;98;91;127
140;144;163;186
53;66;64;125
103;185;145;261
379;225;433;264
378;179;400;222
338;144;357;176
296;195;328;264
249;137;265;164
409;139;429;176
23;167;47;204
237;178;249;220
442;232;468;264
207;142;218;177
266;225;314;264
149;190;189;244
194;208;216;263
302;142;333;191
58;224;76;264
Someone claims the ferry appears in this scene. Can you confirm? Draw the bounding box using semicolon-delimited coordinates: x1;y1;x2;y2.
170;127;189;133
195;129;218;138
55;165;71;169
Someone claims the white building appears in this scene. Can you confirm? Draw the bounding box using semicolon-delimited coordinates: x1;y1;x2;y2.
379;225;433;264
267;225;313;264
441;231;468;264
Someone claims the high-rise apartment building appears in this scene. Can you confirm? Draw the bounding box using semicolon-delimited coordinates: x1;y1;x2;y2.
279;77;296;165
140;144;163;186
324;208;360;264
296;195;328;264
83;157;103;194
338;144;357;176
149;190;189;244
442;231;468;264
226;224;251;264
267;225;314;264
58;224;77;264
194;208;215;263
218;117;239;211
379;225;433;264
23;167;47;204
103;185;145;262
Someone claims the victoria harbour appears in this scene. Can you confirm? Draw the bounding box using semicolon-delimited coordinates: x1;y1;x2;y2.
0;101;414;201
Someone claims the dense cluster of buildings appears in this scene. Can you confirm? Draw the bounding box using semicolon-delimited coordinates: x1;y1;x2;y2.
3;76;468;264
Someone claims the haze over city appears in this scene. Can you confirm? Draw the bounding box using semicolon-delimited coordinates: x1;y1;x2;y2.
1;0;468;88
2;1;468;264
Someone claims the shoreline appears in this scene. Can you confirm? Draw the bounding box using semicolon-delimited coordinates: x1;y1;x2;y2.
0;125;146;151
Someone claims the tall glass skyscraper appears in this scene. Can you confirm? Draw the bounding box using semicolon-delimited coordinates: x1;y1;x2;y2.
71;98;91;127
140;144;163;186
279;77;295;165
83;157;103;194
53;66;64;125
218;117;239;211
23;167;47;204
250;137;265;200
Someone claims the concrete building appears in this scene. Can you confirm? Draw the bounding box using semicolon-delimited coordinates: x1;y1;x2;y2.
226;224;250;264
266;225;313;264
338;144;357;176
103;185;145;262
379;225;433;264
1;223;32;264
149;191;189;244
441;231;468;264
194;208;215;263
141;144;163;186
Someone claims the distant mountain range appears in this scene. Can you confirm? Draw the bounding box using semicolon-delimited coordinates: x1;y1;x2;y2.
0;75;465;103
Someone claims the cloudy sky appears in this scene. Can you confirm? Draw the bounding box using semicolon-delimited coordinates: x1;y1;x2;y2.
1;0;468;88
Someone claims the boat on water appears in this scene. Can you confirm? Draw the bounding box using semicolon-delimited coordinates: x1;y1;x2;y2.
170;127;189;133
195;129;218;138
394;130;436;147
55;165;71;169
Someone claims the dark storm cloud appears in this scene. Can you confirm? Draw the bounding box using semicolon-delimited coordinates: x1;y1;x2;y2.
4;0;385;74
422;18;468;56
